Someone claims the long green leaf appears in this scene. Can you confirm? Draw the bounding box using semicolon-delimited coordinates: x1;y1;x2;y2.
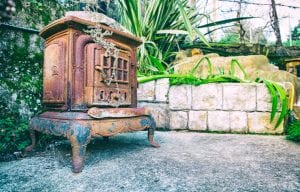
157;29;189;35
177;2;196;40
230;59;250;80
263;80;278;122
197;17;255;28
194;28;210;47
273;83;288;128
148;55;168;74
191;56;213;77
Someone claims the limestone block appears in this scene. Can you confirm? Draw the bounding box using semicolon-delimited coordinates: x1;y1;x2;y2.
207;111;230;132
188;111;207;131
247;112;284;134
169;111;188;130
230;111;248;133
257;84;283;112
223;83;256;111
191;84;222;110
169;85;192;110
137;81;155;101
257;84;272;112
138;102;169;129
155;78;170;102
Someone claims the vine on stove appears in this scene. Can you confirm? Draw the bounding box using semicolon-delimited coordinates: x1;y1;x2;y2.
79;0;123;106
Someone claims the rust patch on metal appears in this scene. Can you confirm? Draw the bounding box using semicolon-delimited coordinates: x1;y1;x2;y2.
87;107;150;119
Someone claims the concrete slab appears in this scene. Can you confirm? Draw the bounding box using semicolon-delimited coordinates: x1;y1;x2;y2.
0;132;299;192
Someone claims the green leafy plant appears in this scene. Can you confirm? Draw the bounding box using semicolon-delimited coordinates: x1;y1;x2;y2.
256;79;288;128
13;0;66;27
218;33;240;44
138;57;248;84
0;30;43;153
286;119;300;142
118;0;208;75
0;117;30;152
229;59;249;80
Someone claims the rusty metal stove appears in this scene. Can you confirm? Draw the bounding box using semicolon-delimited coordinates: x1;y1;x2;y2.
25;15;159;173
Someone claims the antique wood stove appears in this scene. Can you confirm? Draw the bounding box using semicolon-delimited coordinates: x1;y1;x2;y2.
25;15;159;173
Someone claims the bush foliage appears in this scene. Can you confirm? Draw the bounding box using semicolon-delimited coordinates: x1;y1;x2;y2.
0;0;67;153
0;31;43;152
286;120;300;142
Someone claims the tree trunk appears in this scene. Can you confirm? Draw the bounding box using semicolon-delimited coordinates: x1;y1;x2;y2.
237;0;246;44
270;0;282;46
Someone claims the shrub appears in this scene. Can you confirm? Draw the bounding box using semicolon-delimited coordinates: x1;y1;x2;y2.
286;120;300;142
0;0;67;154
0;31;43;153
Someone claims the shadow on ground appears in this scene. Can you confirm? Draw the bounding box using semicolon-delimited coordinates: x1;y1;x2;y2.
0;132;299;192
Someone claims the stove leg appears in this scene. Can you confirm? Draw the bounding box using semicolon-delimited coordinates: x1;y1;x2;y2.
148;116;160;148
25;128;37;152
68;123;91;173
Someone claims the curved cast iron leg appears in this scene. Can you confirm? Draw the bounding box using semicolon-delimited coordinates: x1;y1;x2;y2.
147;116;160;148
24;128;37;152
68;122;91;173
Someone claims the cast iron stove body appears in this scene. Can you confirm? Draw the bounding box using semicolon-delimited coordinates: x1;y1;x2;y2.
25;15;159;173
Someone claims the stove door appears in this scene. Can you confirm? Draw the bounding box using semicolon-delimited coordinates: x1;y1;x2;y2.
84;43;132;107
43;39;67;107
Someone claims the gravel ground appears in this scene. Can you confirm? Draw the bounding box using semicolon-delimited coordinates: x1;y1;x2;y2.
0;131;299;192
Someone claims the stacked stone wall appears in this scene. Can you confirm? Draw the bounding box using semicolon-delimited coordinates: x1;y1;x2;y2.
138;80;285;134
